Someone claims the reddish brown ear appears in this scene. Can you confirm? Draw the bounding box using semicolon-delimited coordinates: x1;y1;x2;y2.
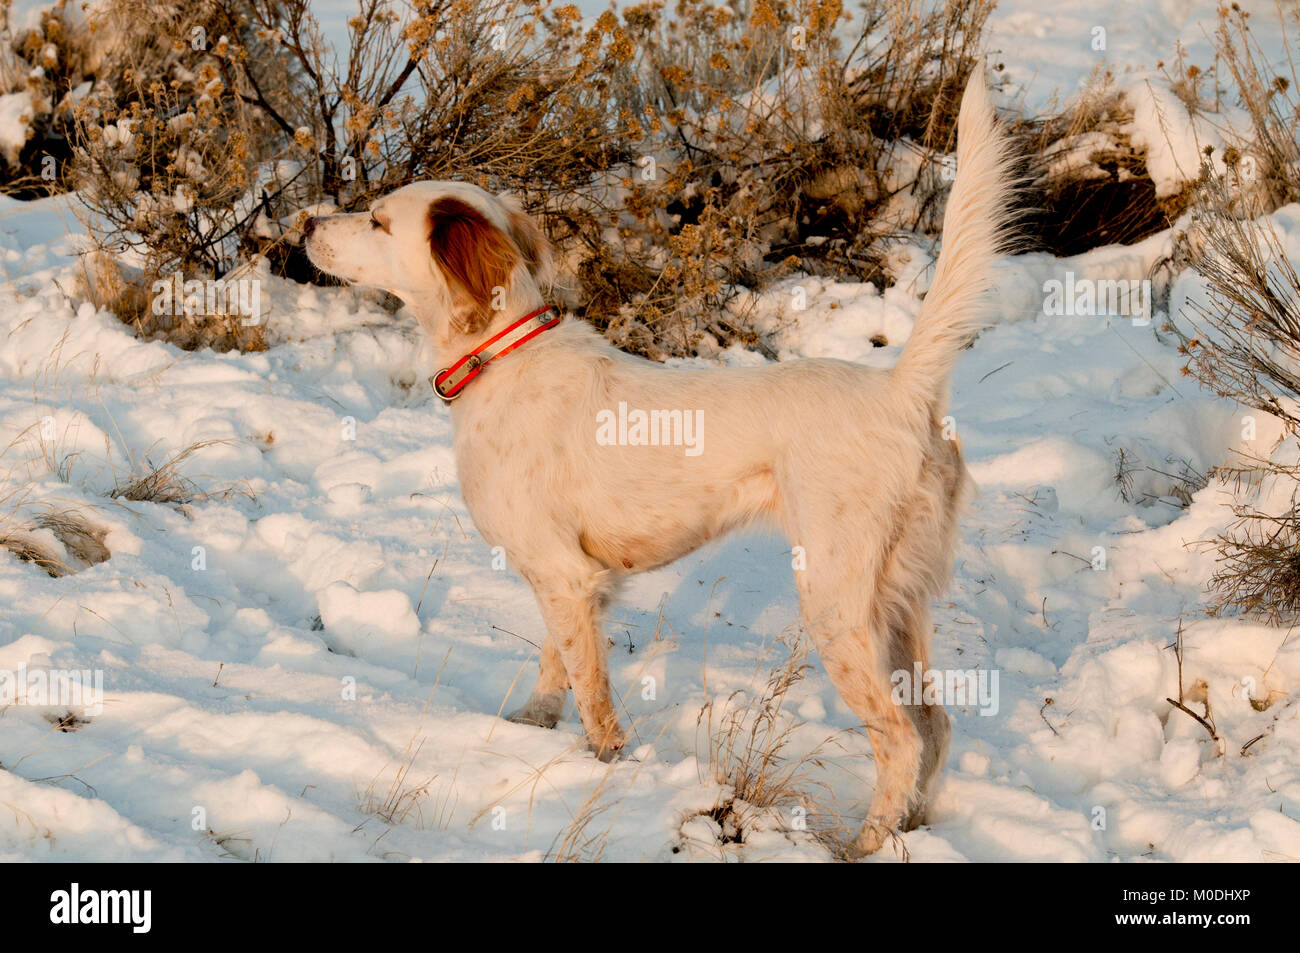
427;197;519;333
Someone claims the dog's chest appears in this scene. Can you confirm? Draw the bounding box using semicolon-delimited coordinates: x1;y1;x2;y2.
450;399;558;542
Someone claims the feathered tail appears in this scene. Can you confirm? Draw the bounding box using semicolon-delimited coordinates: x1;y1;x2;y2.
891;71;1017;405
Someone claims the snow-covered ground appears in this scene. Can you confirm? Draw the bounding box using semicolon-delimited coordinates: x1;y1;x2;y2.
2;0;1300;863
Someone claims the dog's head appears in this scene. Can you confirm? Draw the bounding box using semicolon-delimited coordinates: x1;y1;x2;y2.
304;181;553;341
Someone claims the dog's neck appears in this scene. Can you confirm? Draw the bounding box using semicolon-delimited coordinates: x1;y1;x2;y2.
408;278;548;367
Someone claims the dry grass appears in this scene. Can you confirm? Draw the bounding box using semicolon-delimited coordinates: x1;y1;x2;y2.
0;418;110;576
537;630;858;861
1109;443;1208;508
356;736;447;828
357;659;458;833
0;499;110;578
684;635;854;858
543;759;624;863
109;439;247;507
0;432;236;576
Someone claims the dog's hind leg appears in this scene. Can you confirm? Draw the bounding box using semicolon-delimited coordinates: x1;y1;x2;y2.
878;430;966;827
522;562;626;761
794;563;923;857
507;635;570;729
888;603;951;830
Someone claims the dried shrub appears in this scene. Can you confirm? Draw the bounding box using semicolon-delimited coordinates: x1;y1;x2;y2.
1169;3;1300;620
56;0;1000;357
69;0;640;350
1176;175;1300;423
0;0;104;197
1173;184;1300;620
60;0;1300;365
1211;1;1300;211
1011;72;1184;257
39;0;1001;359
579;0;995;357
1203;491;1300;622
65;0;293;348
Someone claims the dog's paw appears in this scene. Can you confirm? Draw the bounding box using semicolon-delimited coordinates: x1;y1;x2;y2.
587;728;628;763
590;740;626;763
506;706;560;729
505;690;567;729
850;818;904;859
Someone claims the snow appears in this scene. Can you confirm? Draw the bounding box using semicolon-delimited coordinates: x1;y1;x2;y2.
989;0;1291;111
0;1;1298;864
0;91;33;167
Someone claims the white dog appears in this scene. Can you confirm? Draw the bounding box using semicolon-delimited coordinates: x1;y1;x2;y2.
305;72;1015;856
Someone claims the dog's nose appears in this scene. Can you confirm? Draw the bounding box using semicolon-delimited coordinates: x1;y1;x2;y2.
303;216;318;238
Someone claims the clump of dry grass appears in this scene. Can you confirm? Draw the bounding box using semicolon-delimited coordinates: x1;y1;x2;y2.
544;760;624;863
0;422;111;576
0;505;110;577
1200;473;1300;622
358;669;457;833
0;429;242;576
684;636;852;857
109;439;248;508
1109;443;1207;508
109;441;213;506
75;252;269;352
357;736;442;828
543;636;858;861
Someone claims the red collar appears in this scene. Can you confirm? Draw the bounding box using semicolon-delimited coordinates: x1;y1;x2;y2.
431;306;561;401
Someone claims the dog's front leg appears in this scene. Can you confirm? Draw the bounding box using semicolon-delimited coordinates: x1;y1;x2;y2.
507;635;570;729
526;573;625;762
